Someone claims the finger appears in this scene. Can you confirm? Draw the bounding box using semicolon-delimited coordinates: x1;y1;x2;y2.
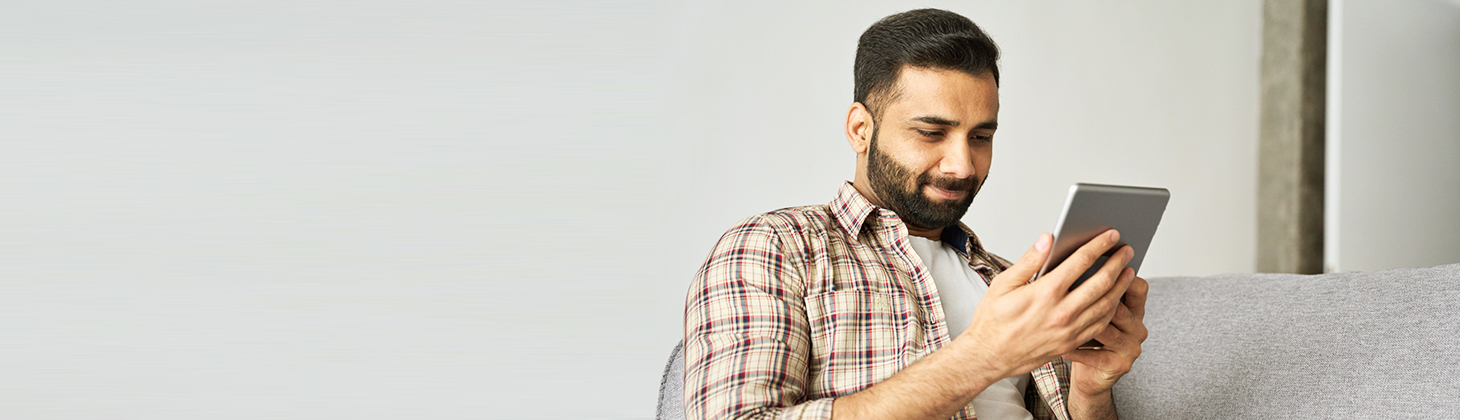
1105;302;1135;333
989;232;1052;293
1125;275;1150;320
1065;345;1135;379
1086;313;1143;366
1106;301;1149;348
1075;308;1133;351
1046;229;1124;293
1071;267;1136;341
1061;246;1135;316
1062;347;1114;368
1089;307;1131;348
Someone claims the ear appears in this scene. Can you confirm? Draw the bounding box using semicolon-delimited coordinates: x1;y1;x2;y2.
845;102;874;155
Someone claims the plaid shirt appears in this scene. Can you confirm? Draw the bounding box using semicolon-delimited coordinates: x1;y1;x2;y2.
684;182;1072;420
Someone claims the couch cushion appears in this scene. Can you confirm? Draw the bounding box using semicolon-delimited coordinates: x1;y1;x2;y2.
1114;263;1460;419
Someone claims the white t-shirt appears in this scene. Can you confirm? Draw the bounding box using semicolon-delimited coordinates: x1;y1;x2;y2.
908;236;1034;420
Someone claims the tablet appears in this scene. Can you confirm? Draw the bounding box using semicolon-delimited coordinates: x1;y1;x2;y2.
1035;183;1170;291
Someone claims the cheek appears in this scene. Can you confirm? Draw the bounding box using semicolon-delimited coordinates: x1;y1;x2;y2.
976;147;994;174
884;142;939;178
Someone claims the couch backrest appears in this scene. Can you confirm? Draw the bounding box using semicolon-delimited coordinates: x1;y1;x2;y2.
657;340;685;420
1114;263;1460;419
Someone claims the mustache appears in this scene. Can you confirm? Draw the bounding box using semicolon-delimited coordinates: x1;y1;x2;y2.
919;173;979;192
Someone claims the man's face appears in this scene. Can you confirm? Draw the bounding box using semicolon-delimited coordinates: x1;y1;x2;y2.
865;67;998;230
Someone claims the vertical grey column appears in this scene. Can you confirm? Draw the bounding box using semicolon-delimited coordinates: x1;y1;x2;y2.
1258;0;1327;274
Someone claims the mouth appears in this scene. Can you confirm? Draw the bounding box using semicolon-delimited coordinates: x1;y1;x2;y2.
924;185;967;200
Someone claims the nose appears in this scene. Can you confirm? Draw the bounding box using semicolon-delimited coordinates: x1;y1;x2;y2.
938;140;976;180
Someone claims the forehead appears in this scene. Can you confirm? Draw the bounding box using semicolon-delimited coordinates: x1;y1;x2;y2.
884;66;999;123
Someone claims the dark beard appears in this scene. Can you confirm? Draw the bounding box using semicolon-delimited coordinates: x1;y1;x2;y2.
866;129;981;230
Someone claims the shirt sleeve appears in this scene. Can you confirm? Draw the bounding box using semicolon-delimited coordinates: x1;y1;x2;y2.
683;215;832;420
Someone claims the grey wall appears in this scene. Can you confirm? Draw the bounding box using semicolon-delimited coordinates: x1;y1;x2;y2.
3;1;1264;419
1328;0;1460;272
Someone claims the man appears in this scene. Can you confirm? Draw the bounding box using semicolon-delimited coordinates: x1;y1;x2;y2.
683;9;1149;420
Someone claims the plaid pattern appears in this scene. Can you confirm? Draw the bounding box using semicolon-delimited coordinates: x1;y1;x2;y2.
684;182;1071;420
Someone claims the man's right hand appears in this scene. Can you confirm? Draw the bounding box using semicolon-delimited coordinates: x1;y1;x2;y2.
956;229;1136;380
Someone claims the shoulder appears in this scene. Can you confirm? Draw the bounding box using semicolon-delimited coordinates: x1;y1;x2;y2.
721;204;835;240
695;205;834;286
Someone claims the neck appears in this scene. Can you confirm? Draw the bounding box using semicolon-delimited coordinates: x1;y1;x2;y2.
906;224;944;241
850;180;945;241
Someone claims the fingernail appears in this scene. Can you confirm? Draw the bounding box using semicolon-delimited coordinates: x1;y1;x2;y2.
1035;233;1050;252
1108;230;1120;242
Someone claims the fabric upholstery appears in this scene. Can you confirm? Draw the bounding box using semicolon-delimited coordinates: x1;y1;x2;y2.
1114;263;1460;419
657;340;685;420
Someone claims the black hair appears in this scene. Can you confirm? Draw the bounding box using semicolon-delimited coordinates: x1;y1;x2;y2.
853;9;1001;119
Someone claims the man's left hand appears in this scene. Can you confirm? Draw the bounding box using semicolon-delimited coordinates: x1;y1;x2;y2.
1063;272;1149;420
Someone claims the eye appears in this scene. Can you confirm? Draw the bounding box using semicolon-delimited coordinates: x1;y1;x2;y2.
971;134;994;143
915;129;943;138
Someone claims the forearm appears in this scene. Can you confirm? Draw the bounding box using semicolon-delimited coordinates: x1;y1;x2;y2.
1067;389;1118;420
830;338;1004;420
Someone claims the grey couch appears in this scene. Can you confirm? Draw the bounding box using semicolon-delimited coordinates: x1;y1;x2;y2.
658;263;1460;419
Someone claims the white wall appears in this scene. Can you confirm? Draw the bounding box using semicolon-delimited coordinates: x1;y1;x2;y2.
2;1;1261;419
2;2;674;418
664;1;1264;286
1329;0;1460;272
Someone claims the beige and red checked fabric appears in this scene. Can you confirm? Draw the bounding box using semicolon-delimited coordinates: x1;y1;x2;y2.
684;182;1071;420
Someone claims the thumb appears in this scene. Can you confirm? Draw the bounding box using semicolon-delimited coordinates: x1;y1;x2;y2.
990;232;1052;292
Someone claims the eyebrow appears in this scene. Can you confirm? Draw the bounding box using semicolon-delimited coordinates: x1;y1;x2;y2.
909;115;998;130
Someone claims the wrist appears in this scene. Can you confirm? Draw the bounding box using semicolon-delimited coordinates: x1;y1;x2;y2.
1068;387;1117;420
1071;384;1112;400
943;334;1011;391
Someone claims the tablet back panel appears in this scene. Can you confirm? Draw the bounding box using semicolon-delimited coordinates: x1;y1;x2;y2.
1037;183;1170;288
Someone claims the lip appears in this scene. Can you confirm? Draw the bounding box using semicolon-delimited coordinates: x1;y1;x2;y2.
925;185;967;200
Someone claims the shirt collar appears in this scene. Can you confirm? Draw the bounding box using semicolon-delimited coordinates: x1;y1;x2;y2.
830;181;879;240
829;181;987;258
